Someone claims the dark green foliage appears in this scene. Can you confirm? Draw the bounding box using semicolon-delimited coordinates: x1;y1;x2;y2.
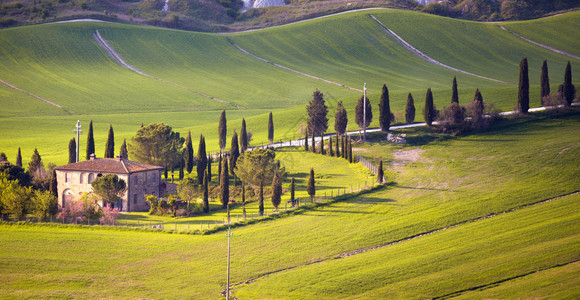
197;134;207;185
230;131;239;177
355;94;372;131
259;182;264;216
91;174;127;205
49;170;58;198
423;88;435;126
328;136;334;156
377;157;384;184
517;57;529;113
444;102;465;126
341;136;346;159
16;147;22;167
0;153;8;162
379;84;391;132
179;158;184;180
68;138;76;164
203;170;209;213
268;112;274;144
241;183;246;219
290;177;295;200
130;123;184;168
28;148;42;175
348;139;353;163
563;61;575;106
307;168;315;200
164;167;168;180
220;158;229;208
104;124;115;158
474;88;484;114
306;89;329;137
240;118;248;153
406;92;416;124
334;101;348;136
218;110;227;152
0;163;31;187
541;60;550;104
319;133;324;155
452;76;459;103
304;132;309;151
207;156;212;183
335;135;340;158
86;120;95;160
218;154;222;182
311;134;315;153
185;130;194;174
119;139;128;160
271;169;282;211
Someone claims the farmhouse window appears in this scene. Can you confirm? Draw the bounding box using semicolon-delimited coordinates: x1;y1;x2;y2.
133;194;137;204
134;175;138;185
65;173;71;183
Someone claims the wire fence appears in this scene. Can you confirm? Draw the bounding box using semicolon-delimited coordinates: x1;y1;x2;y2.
354;154;385;183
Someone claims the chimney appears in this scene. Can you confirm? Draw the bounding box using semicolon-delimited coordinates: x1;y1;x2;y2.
90;153;96;160
116;155;122;161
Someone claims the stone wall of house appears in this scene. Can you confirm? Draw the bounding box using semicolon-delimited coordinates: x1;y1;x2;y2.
56;170;130;209
126;170;161;212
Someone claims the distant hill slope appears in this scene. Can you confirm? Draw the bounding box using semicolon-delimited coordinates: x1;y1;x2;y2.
1;0;578;32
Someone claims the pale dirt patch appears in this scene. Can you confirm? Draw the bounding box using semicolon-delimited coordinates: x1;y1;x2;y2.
391;148;428;166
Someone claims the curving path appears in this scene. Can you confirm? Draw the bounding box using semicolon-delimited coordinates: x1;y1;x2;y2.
498;25;580;60
94;30;243;109
369;15;515;86
0;78;63;109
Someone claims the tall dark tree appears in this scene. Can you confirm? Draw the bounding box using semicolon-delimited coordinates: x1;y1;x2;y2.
28;148;42;175
119;139;128;159
328;136;334;156
319;133;324;154
304;132;309;151
230;131;239;177
259;182;264;216
241;183;246;219
185;130;194;174
379;84;392;132
179;158;184;180
348;139;353;163
290;177;295;201
334;101;348;136
355;94;372;132
217;154;222;182
540;60;550;104
474;88;484;114
207;156;212;182
307;168;315;202
68;138;76;164
423;88;435;126
451;76;459;104
405;92;416;124
49;169;58;197
311;134;315;153
104;124;115;158
271;169;282;211
517;57;529;113
218;110;227;152
197;134;207;184
377;157;384;184
0;152;7;162
16;147;22;167
240;118;248;153
563;61;575;106
220;158;229;208
306;89;329;137
341;136;346;159
335;135;340;158
86;120;95;160
268;112;274;144
203;170;209;213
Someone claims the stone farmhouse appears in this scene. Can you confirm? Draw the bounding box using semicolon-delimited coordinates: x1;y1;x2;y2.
54;154;164;212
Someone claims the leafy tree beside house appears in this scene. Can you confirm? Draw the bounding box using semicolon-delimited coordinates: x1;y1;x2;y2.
91;174;127;208
129;123;184;168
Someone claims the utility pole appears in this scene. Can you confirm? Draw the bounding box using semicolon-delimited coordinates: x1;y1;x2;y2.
225;226;233;299
73;120;82;163
363;83;367;141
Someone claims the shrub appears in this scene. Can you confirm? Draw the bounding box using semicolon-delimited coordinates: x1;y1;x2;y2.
99;204;120;226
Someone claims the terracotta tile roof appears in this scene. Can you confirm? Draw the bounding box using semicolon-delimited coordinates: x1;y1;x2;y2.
55;158;163;174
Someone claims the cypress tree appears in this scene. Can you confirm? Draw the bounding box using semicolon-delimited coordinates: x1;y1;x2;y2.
540;60;550;105
290;177;295;201
341;136;346;159
271;169;282;211
217;154;222;182
405;92;416;124
197;134;207;184
164;167;168;180
377;156;384;184
220;159;229;208
474;88;484;114
311;134;315;153
185;131;194;174
334;101;348;136
119;139;128;159
241;183;246;219
307;168;315;202
28;148;42;175
104;124;115;158
218;110;227;152
179;158;184;180
230;131;239;177
240;118;248;153
304;132;309;151
348;139;353;163
328;136;334;156
335;135;340;158
563;61;575;106
268;112;274;144
207;155;212;182
306;89;329;138
517;57;529;113
0;152;7;162
355;94;372;133
203;170;209;213
259;182;264;216
319;133;324;154
451;76;459;104
86;120;95;160
379;84;391;132
68;138;76;164
49;169;58;197
16;147;22;167
423;88;435;126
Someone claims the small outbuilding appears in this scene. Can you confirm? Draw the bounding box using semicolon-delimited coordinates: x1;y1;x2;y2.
54;154;163;212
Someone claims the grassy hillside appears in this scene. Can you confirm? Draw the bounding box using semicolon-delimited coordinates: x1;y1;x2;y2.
1;111;578;298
